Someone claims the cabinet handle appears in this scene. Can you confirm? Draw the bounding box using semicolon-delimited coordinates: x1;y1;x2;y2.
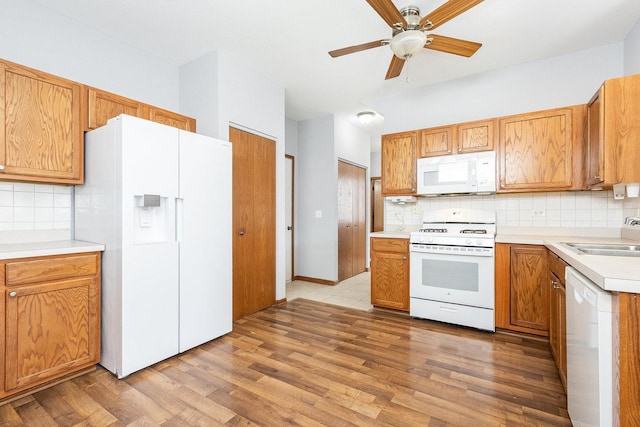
403;256;407;260
458;147;462;153
447;150;451;154
0;165;4;171
594;175;600;180
9;291;16;298
500;180;505;189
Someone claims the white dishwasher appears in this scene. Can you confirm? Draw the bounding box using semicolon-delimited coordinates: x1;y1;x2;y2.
566;267;614;427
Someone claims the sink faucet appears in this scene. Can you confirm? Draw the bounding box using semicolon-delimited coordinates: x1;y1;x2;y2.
625;217;640;226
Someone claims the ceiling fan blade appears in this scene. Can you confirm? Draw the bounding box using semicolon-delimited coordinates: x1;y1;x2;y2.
366;0;407;29
329;40;387;58
420;0;483;30
385;55;406;80
425;34;482;57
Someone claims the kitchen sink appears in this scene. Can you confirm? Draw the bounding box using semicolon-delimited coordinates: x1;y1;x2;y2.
561;242;640;257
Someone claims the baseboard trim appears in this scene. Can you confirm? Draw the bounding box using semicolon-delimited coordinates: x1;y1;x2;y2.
275;298;287;305
292;275;339;286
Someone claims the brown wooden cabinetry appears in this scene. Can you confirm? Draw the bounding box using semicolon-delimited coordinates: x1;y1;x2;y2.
548;250;567;389
497;105;586;192
381;131;417;196
87;87;196;132
370;237;409;311
0;59;84;184
495;243;549;336
418;119;495;158
587;73;640;188
0;252;101;402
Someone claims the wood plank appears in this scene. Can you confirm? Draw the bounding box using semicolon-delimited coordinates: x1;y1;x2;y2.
5;299;571;426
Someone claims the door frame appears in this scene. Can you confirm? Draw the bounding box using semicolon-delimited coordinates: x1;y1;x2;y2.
285;154;295;282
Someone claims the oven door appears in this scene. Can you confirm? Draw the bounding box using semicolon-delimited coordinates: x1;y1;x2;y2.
409;249;494;309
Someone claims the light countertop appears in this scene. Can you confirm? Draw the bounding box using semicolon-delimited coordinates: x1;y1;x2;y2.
0;240;105;260
498;232;640;294
370;231;411;239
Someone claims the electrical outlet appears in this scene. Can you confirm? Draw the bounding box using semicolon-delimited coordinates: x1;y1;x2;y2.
532;210;546;217
412;204;419;214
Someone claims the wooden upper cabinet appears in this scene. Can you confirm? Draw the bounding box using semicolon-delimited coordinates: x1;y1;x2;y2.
87;88;146;129
0;60;83;184
148;106;196;132
418;126;454;157
457;119;495;153
381;131;417;196
87;88;196;132
587;74;640;188
497;105;586;193
418;119;495;158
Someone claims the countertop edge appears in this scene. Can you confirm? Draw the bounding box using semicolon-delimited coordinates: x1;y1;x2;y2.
0;240;105;260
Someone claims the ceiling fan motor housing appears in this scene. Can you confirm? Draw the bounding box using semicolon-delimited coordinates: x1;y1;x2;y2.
390;6;426;58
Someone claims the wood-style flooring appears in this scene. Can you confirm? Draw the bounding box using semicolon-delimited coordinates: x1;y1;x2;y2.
1;299;571;426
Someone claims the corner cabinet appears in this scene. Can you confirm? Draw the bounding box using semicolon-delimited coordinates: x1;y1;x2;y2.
381;131;417;196
587;73;640;188
495;243;549;336
497;105;586;193
548;250;567;389
370;237;409;311
418;119;495;158
0;60;84;184
0;252;101;403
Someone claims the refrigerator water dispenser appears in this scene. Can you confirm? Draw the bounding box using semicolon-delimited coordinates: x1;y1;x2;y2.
133;194;169;244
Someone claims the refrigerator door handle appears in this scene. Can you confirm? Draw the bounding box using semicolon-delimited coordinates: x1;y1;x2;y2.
176;198;184;242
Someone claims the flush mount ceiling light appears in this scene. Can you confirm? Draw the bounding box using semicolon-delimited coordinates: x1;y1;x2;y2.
357;111;376;125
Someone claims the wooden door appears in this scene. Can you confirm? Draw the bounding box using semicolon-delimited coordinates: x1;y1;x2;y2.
381;131;417;195
5;277;100;391
285;155;294;282
0;60;83;184
338;161;366;282
509;245;549;331
230;127;276;321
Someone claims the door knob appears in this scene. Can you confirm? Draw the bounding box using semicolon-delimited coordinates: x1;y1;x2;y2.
287;225;292;231
239;228;245;236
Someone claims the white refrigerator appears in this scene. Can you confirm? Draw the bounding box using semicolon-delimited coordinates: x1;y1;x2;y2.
75;114;232;378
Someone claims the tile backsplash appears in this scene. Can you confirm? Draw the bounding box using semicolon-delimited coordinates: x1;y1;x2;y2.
0;183;72;231
385;190;640;232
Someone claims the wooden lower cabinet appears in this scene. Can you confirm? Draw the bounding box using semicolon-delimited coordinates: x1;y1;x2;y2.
370;237;409;311
495;243;549;336
548;250;567;389
0;252;101;402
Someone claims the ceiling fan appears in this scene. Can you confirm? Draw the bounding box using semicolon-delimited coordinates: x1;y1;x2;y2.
329;0;484;80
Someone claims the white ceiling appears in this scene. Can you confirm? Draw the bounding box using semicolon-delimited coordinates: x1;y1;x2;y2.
33;0;640;134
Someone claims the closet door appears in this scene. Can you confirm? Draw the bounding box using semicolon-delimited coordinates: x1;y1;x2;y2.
230;127;276;320
338;161;367;282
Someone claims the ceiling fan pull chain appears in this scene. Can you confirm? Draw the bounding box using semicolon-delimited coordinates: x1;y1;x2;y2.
405;55;411;83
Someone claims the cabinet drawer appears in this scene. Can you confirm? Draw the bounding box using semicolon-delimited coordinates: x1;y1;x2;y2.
6;253;99;286
549;252;568;285
371;238;408;253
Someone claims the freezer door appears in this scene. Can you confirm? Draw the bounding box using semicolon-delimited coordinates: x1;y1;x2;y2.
119;115;180;378
178;131;233;352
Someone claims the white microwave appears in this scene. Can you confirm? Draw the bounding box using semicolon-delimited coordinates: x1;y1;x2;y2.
416;151;496;195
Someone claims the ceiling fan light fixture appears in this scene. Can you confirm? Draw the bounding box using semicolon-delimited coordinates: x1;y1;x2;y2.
357;111;376;125
390;29;427;58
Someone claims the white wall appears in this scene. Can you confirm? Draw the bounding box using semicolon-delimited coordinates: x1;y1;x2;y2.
373;43;624;135
624;18;640;74
180;50;287;300
0;0;179;112
297;116;337;281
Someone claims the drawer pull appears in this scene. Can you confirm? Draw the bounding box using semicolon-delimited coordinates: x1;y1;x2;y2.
9;291;17;298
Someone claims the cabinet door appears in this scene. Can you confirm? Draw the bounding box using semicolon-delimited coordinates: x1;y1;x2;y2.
509;245;549;332
381;131;417;195
457;119;495;153
418;126;454;157
4;277;100;391
586;87;604;187
0;61;83;184
498;107;578;192
148;107;196;132
370;238;409;311
87;88;146;130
